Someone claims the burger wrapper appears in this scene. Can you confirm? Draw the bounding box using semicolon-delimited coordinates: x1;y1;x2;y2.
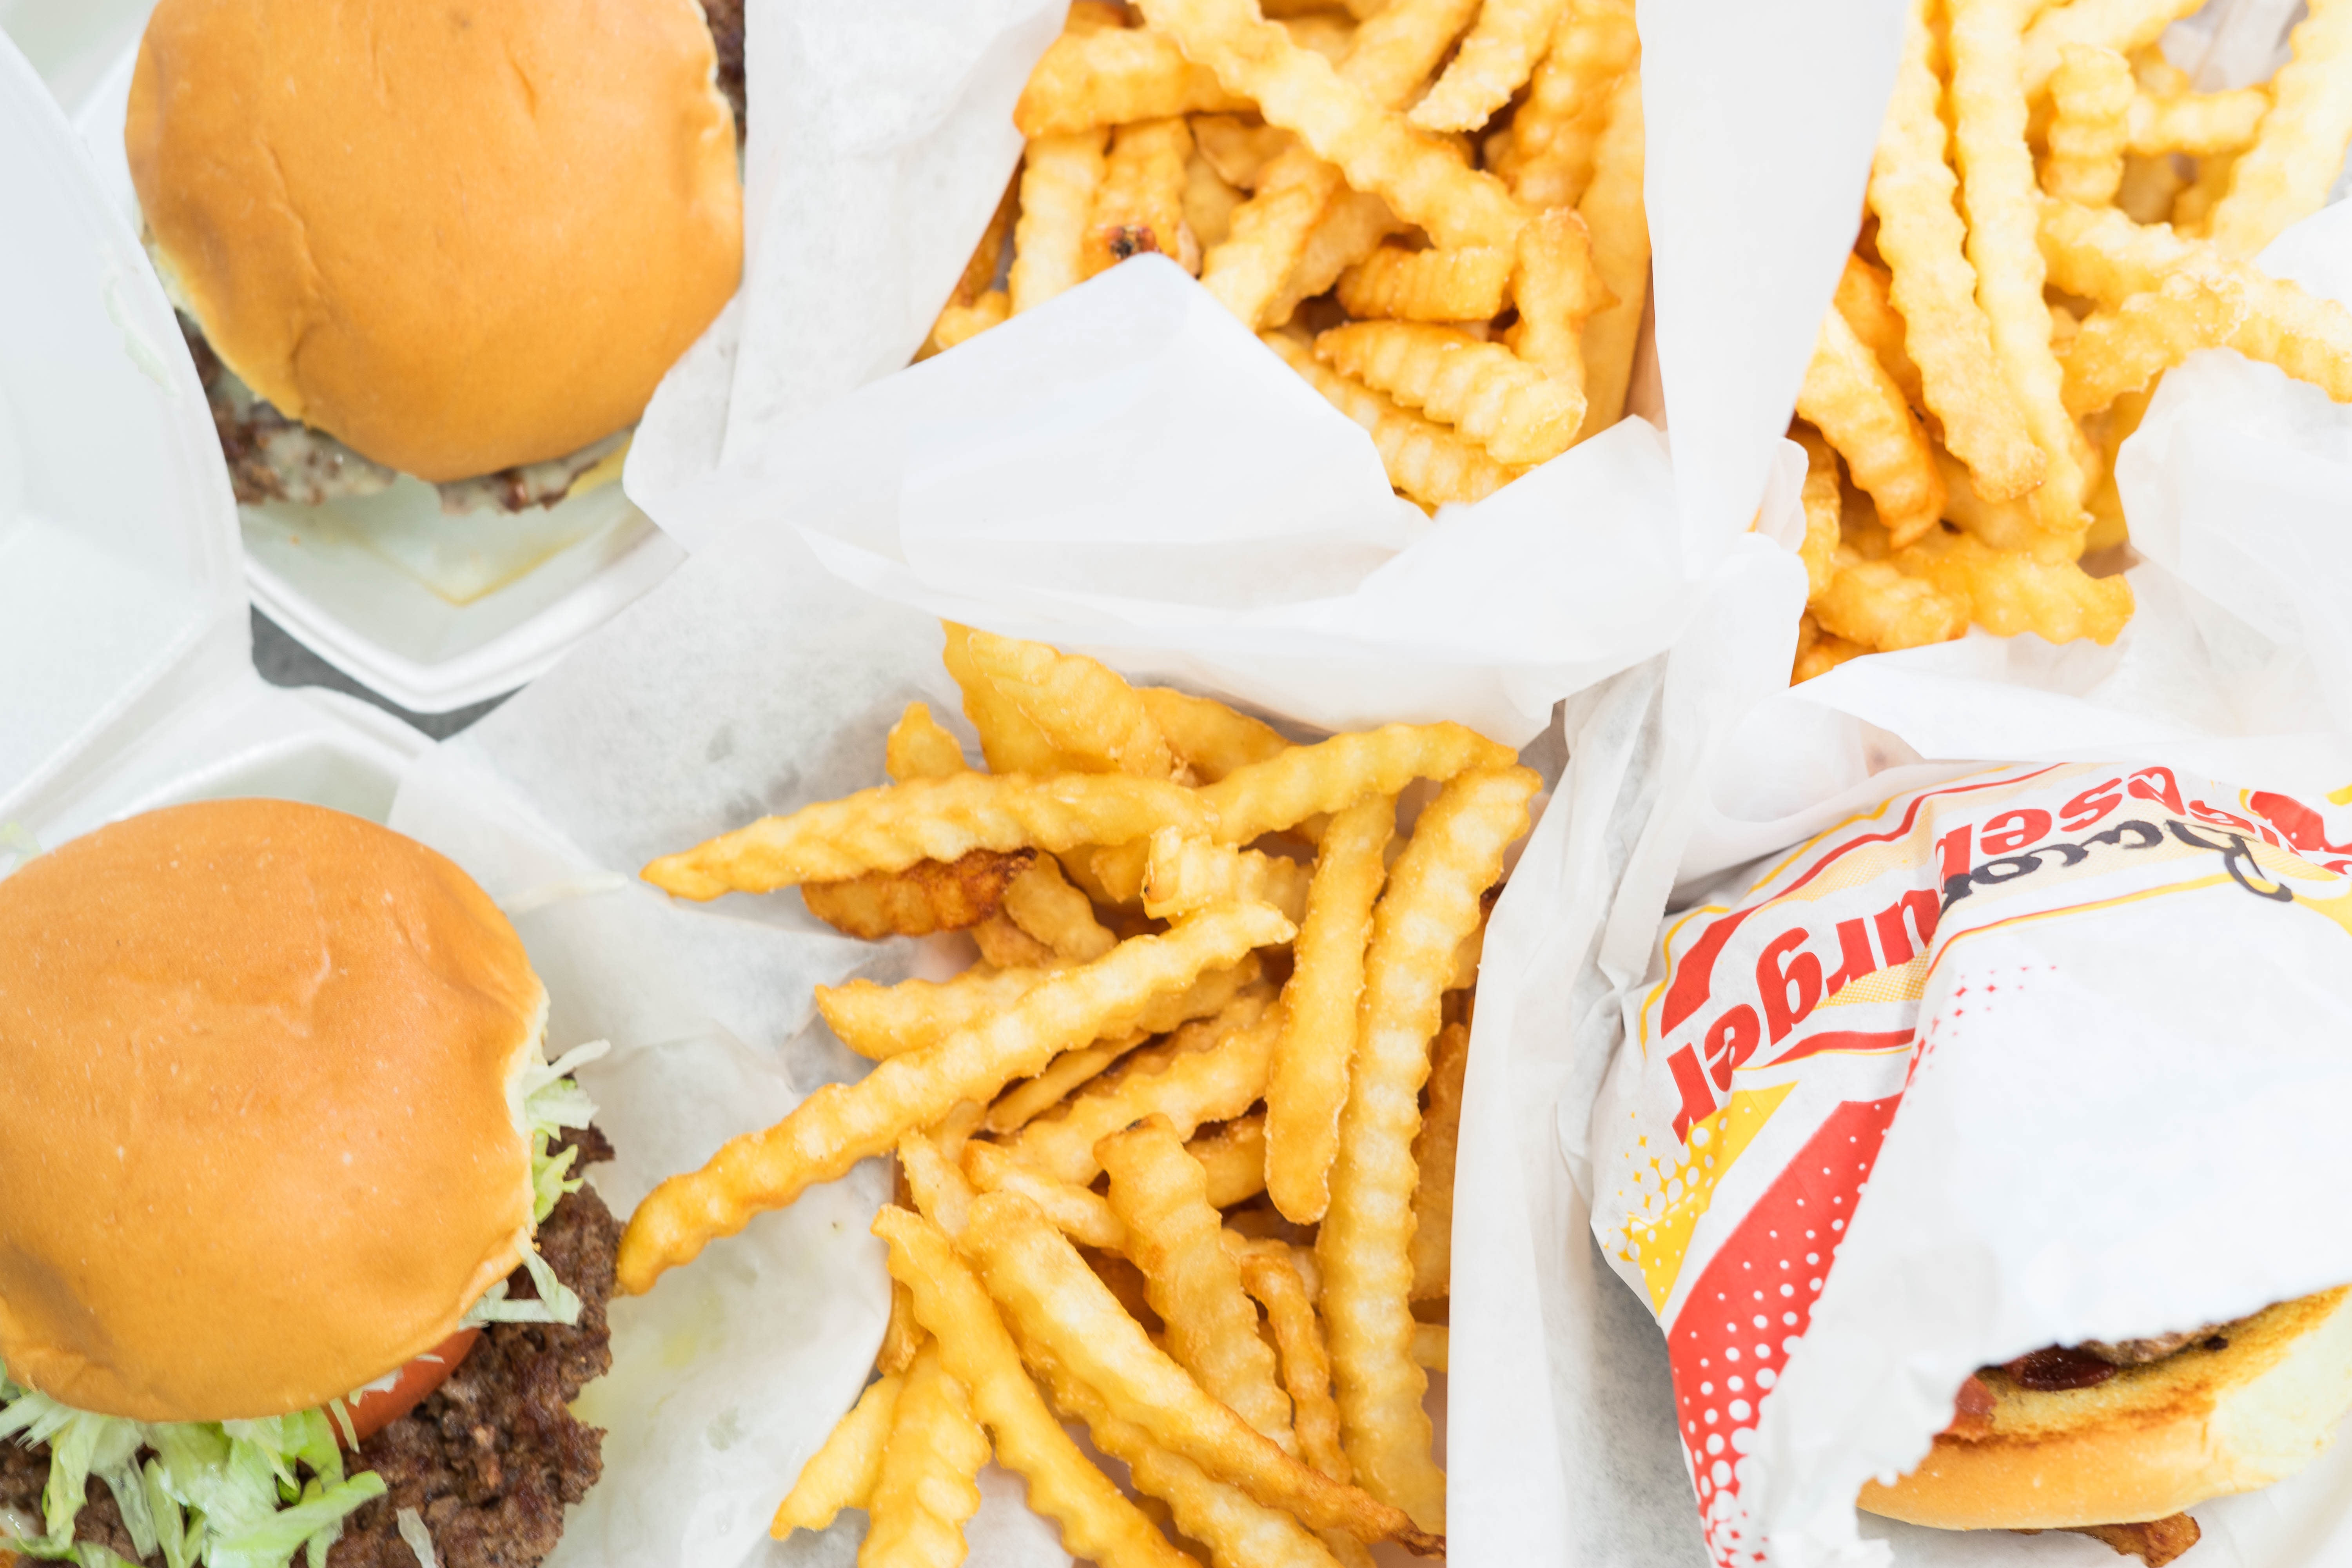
1444;8;2352;1568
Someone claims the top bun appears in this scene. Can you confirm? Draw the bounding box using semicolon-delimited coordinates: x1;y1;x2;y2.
0;800;546;1423
1859;1287;2352;1530
124;0;741;483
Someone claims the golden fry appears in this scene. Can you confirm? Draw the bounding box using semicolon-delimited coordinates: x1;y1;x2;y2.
1319;768;1536;1531
1408;0;1574;133
2042;44;2133;205
874;1207;1194;1568
2128;85;2269;156
1194;116;1298;188
2020;0;2202;97
1144;829;1316;924
1896;528;2133;644
959;1191;1433;1546
1509;0;1638;209
822;955;1261;1062
1792;425;1842;602
801;849;1035;940
1138;687;1292;782
2199;0;2352;258
1183;151;1246;250
1102;1117;1298;1451
619;905;1292;1292
1792;617;1870;683
881;1278;926;1376
1869;0;2046;503
940;622;1073;775
1796;308;1945;548
1335;243;1515;322
1004;854;1118;962
900;1129;979;1239
1014;26;1250;137
964;629;1176;779
1832;255;1925;414
927;291;1009;358
1011;130;1110;313
1236;1244;1350;1485
1203;149;1352;329
1408;1021;1469;1301
1264;187;1407;328
1200;717;1518;847
1189;1114;1270;1209
643;771;1208;899
1507;207;1610;401
964;1138;1128;1250
1575;66;1647;438
985;1029;1147;1135
1266;795;1394;1225
888;702;969;782
1264;330;1522;508
1089;117;1201;278
1316;321;1582;466
861;1341;989;1568
975;911;1059;969
1936;446;2048;555
1009;994;1281;1185
1409;1323;1448;1372
1813;555;1972;652
774;1371;904;1536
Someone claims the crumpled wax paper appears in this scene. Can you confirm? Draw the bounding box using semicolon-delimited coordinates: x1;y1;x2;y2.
1445;5;2352;1566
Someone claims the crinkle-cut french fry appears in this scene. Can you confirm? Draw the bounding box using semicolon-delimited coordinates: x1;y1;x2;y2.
1029;1336;1347;1568
2129;85;2270;156
1574;65;1646;439
2116;151;2187;223
926;291;1010;359
1262;330;1522;508
1089;117;1201;278
1112;985;1279;1084
1508;0;1637;208
1144;829;1315;924
1102;1117;1298;1452
986;1029;1147;1135
862;1341;989;1568
619;905;1292;1291
1950;0;2096;539
1264;187;1406;328
2059;268;2352;413
1136;0;1525;249
1138;688;1291;783
964;1138;1128;1249
1337;0;1487;107
1319;768;1536;1531
960;1191;1434;1548
1266;795;1394;1225
1813;554;1972;652
2198;0;2352;258
1194;116;1297;189
1408;0;1573;132
1317;321;1582;466
1183;152;1245;250
822;955;1262;1062
875;1207;1194;1568
802;849;1035;940
1895;527;2134;644
965;629;1177;780
1935;446;2053;556
975;911;1060;969
1406;1021;1469;1302
1012;131;1111;314
1870;0;2046;503
1792;615;1870;684
1408;1324;1448;1372
1506;207;1609;396
644;771;1209;900
1336;243;1514;322
940;622;1076;775
1236;1243;1349;1484
1201;719;1517;847
1010;996;1281;1185
1004;854;1118;963
1832;254;1925;414
2020;0;2201;97
1014;26;1250;138
774;1370;905;1535
881;1151;927;1376
1792;425;1842;602
1797;309;1947;549
2034;195;2197;302
2083;383;2150;553
1189;1114;1269;1209
2042;44;2134;205
1447;918;1484;991
889;702;971;783
902;1129;980;1239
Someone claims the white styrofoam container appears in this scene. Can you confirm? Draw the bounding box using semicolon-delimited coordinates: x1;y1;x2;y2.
33;4;685;716
0;29;428;843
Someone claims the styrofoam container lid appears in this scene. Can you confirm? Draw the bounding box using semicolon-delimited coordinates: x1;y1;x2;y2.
0;29;426;839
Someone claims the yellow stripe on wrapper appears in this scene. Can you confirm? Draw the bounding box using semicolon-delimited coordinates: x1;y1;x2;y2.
1615;1083;1795;1316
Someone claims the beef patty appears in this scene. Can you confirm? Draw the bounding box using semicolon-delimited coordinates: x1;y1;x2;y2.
0;1127;620;1568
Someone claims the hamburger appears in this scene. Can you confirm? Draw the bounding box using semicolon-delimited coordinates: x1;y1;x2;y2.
124;0;745;515
0;799;619;1568
1858;1289;2352;1565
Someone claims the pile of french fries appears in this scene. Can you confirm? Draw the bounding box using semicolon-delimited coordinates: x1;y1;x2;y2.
618;626;1535;1566
1793;0;2352;681
923;0;1649;513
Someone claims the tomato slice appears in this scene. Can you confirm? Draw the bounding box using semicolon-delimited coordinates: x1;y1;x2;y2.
341;1329;481;1445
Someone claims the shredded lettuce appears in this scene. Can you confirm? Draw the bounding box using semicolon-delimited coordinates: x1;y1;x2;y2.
0;1046;604;1566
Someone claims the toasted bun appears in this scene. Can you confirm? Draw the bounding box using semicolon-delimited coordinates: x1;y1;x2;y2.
1859;1288;2352;1530
0;800;545;1423
124;0;740;482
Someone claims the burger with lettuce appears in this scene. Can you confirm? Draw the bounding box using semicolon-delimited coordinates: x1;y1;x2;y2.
0;799;618;1568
